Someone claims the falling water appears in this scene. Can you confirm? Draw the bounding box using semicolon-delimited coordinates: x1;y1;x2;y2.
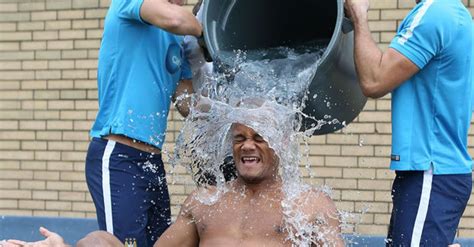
170;43;359;246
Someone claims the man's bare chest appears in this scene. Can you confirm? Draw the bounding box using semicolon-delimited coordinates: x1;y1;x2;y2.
193;198;286;240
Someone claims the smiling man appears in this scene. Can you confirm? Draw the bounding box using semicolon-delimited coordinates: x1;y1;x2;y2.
78;122;344;247
5;121;344;247
231;123;278;184
5;96;346;246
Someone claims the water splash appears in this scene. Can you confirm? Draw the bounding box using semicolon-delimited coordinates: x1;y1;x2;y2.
169;44;359;246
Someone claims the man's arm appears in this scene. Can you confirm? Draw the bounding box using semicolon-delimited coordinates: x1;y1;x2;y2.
311;192;345;247
345;0;419;98
314;194;345;247
140;0;202;36
76;231;123;247
173;79;194;117
155;193;199;247
298;189;344;247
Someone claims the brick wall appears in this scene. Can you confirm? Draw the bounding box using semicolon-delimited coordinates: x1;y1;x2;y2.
0;0;473;237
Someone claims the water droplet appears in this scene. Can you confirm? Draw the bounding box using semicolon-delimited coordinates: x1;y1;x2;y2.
359;138;364;147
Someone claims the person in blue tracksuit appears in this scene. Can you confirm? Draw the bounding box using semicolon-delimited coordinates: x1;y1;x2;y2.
345;0;473;246
85;0;201;246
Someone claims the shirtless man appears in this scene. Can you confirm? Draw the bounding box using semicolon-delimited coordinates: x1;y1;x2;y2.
3;123;343;247
155;122;343;246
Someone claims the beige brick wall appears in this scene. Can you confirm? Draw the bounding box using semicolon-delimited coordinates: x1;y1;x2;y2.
0;0;473;238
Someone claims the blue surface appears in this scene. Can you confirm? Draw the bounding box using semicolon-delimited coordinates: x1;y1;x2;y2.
1;216;473;246
0;216;98;245
343;235;474;247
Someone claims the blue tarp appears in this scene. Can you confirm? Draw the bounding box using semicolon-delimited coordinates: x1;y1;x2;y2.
1;216;473;246
0;216;99;245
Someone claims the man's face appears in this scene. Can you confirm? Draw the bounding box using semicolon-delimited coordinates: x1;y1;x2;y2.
169;0;184;6
232;123;278;184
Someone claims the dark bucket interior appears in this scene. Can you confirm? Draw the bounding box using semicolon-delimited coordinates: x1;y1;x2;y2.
205;0;338;61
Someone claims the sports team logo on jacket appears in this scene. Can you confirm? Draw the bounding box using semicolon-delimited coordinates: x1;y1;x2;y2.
165;43;183;74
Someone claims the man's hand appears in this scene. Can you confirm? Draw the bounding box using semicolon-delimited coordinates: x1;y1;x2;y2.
344;0;370;22
3;227;68;247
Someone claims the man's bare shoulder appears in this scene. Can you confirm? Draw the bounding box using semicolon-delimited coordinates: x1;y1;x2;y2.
292;186;338;220
297;186;335;206
180;185;225;214
180;187;210;211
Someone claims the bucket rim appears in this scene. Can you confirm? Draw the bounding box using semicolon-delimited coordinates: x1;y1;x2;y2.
317;0;345;67
201;0;345;67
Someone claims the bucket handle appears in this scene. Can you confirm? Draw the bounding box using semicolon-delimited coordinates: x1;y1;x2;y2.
342;17;354;34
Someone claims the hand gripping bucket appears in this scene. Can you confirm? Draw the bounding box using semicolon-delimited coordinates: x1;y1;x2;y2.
202;0;367;135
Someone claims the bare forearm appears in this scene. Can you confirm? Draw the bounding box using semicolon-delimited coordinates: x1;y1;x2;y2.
352;13;385;98
350;8;420;98
173;79;194;117
141;0;202;36
175;95;192;117
159;4;202;36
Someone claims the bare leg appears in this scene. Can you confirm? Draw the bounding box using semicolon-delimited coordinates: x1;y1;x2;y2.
77;231;123;247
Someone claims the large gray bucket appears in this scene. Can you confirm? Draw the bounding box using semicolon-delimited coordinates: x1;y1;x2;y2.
202;0;367;135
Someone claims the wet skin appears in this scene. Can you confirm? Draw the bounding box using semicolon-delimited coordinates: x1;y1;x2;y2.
4;124;343;247
185;181;289;247
157;124;344;247
231;123;279;185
